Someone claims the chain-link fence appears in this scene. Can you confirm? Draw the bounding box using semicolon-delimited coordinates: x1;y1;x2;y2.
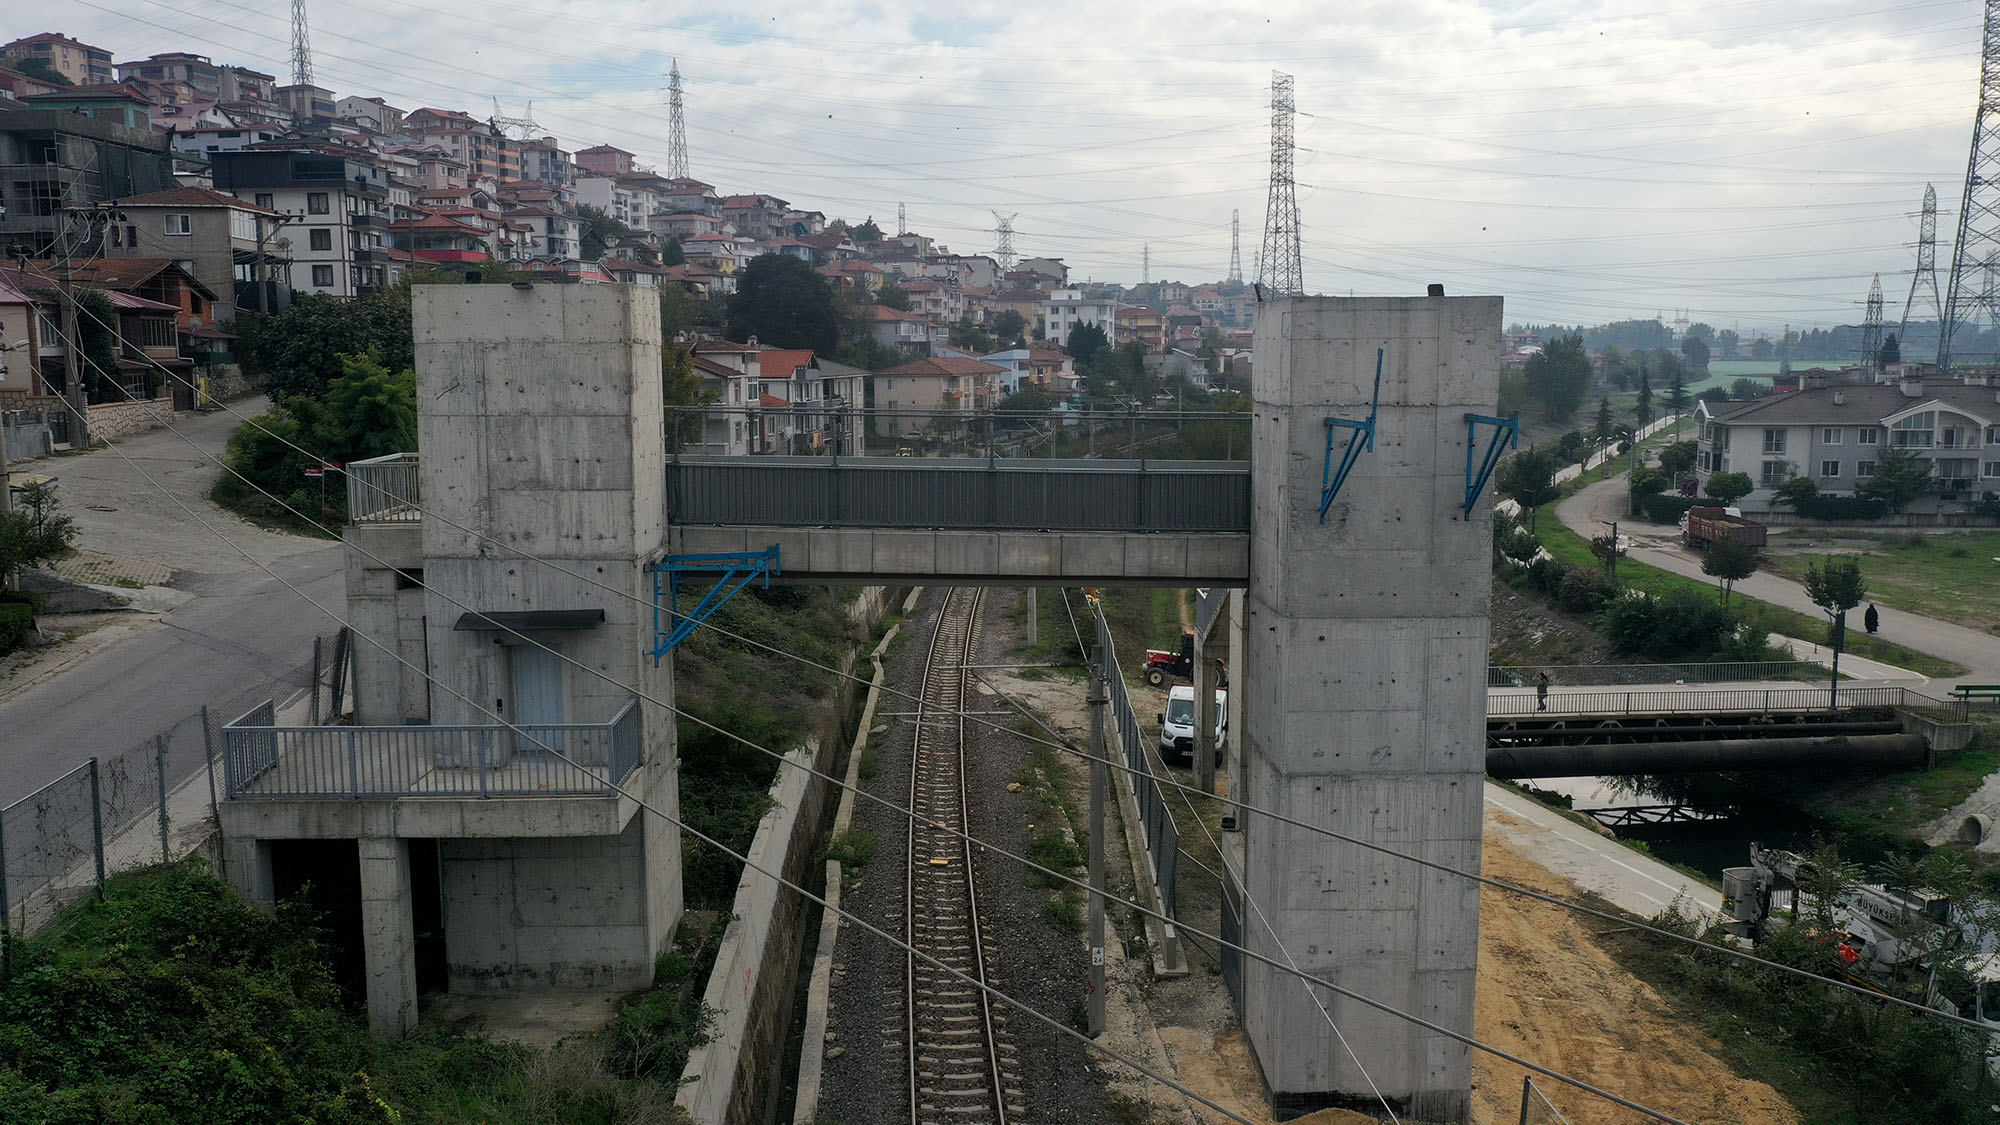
0;633;333;944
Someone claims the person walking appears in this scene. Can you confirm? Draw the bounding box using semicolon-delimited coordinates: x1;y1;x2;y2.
1865;603;1880;635
1536;671;1550;712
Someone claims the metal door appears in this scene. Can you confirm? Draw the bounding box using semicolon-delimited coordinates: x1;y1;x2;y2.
510;642;565;757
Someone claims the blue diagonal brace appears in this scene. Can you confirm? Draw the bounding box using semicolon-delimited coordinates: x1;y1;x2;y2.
648;545;781;662
1463;412;1519;514
1319;347;1384;523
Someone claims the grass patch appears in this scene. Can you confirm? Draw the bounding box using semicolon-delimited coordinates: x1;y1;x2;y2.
1025;828;1081;889
824;830;877;868
1764;532;2000;638
1041;889;1084;934
1008;587;1088;679
1536;517;1966;677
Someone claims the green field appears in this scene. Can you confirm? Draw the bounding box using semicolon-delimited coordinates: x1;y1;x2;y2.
1765;531;2000;638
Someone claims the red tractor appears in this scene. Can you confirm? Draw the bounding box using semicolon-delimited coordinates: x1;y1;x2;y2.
1143;630;1221;687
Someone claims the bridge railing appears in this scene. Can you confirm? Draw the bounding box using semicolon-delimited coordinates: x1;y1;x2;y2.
1486;659;1819;688
668;455;1250;532
1489;684;1964;719
1094;602;1178;917
667;403;1251;463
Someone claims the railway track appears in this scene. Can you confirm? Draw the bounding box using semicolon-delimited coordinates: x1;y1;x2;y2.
905;586;1023;1124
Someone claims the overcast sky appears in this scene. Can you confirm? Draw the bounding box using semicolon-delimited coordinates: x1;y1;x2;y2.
25;0;1992;332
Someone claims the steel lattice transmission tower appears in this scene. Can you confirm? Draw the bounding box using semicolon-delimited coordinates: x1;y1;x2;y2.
992;211;1017;271
1862;274;1884;366
1941;0;2000;370
897;203;907;236
290;0;313;88
1258;71;1303;296
1901;183;1943;352
1142;244;1150;285
1228;208;1243;285
667;59;689;179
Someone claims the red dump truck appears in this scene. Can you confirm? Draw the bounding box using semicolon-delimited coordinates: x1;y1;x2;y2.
1681;506;1767;550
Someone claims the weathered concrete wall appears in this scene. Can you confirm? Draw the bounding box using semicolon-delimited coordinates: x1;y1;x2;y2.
344;522;426;725
671;525;1248;585
1238;296;1499;1122
86;397;177;441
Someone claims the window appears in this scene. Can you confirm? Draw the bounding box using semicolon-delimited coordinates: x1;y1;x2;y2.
1942;425;1970;449
1821;460;1841;477
254;193;274;209
1762;460;1789;485
1989;425;2000;445
124;225;136;247
307;192;329;214
38;314;59;347
1821;427;1843;445
309;228;331;251
1858;426;1879;445
311;264;334;287
163;213;191;236
1891;411;1935;447
1856;460;1877;478
1762;428;1786;454
1985;462;2000;478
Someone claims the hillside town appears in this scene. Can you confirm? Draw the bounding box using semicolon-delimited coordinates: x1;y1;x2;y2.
0;29;1256;437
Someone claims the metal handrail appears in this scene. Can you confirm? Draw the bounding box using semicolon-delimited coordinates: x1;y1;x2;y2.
222;700;640;799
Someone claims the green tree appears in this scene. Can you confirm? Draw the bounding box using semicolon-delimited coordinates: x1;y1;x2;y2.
0;479;77;584
949;319;995;355
236;288;415;399
662;344;715;451
853;217;884;242
213;352;418;529
1855;445;1931;513
1771;474;1818;512
1665;368;1689;439
1702;471;1754;505
1680;333;1709;375
11;58;71;86
1878;332;1900;366
725;254;842;354
1700;533;1760;605
992;310;1027;347
661;237;686;267
1804;555;1867;699
1498;447;1560;531
1716;328;1739;357
1066;322;1109;367
1523;334;1591;420
575;203;634;260
1633;368;1654;429
1729;377;1765;400
875;281;910;311
1591;397;1616;464
1655;440;1697;477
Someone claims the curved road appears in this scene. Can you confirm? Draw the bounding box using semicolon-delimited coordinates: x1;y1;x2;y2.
1554;473;2000;688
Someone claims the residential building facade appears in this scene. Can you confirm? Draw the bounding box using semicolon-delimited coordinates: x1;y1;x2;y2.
104;185;292;321
212;149;393;297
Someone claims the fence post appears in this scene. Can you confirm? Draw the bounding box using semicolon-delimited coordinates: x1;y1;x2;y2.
309;634;323;726
0;804;10;966
201;705;225;879
87;757;106;901
154;735;170;863
1086;645;1108;1039
346;730;360;799
1519;1075;1534;1125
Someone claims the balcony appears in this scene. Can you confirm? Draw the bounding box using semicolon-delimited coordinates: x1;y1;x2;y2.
221;699;640;800
347;451;420;522
349;211;386;228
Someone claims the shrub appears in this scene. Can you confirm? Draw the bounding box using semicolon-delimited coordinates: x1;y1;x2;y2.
1524;556;1571;595
0;588;43;613
1599;587;1740;660
1637;493;1701;524
0;601;32;651
1798;494;1888;521
1556;567;1616;613
1628;466;1670;498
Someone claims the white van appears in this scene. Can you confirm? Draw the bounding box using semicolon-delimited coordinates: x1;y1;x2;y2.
1158;684;1226;767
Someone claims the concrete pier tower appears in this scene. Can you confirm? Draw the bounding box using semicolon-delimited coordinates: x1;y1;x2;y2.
1233;295;1500;1121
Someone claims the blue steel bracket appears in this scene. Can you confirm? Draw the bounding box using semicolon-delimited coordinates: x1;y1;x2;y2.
1462;412;1520;515
648;545;781;662
1319;347;1385;523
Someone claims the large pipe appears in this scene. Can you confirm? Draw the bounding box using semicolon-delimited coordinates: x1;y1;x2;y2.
1488;720;1902;745
1486;733;1928;779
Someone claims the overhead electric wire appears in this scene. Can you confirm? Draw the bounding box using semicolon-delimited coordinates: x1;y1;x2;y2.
79;326;2000;1047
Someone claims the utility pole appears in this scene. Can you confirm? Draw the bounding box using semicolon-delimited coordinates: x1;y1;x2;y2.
56;220;89;452
1086;645;1108;1038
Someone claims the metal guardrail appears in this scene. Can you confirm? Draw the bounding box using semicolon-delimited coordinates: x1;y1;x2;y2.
346;451;421;523
668;455;1251;533
1096;604;1178;915
221;700;640;799
1486;660;1818;688
1488;684;1965;720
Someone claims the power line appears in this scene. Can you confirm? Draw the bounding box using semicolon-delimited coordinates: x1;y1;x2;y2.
74;320;2000;1047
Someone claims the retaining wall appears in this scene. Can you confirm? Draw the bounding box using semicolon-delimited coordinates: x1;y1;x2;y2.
673;586;889;1125
86;397;177;442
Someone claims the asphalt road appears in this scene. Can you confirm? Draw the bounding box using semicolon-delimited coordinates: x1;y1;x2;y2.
1554;473;2000;687
0;403;343;805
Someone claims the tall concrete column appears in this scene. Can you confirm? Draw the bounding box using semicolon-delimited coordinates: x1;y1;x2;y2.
358;836;418;1037
1239;296;1499;1121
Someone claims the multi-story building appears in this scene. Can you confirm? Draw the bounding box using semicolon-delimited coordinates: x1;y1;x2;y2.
876;356;1005;430
275;83;338;122
501;206;582;259
719;194;789;241
1043;288;1117;349
574;143;636;178
1;33;114;86
518;136;573;186
211;149;393;298
335;95;405;133
0;106;177;256
401;108;519;181
1117;305;1170;352
18;86;155;131
103;185;292;321
1694;373;2000;510
657;176;718;215
116;53;275;104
